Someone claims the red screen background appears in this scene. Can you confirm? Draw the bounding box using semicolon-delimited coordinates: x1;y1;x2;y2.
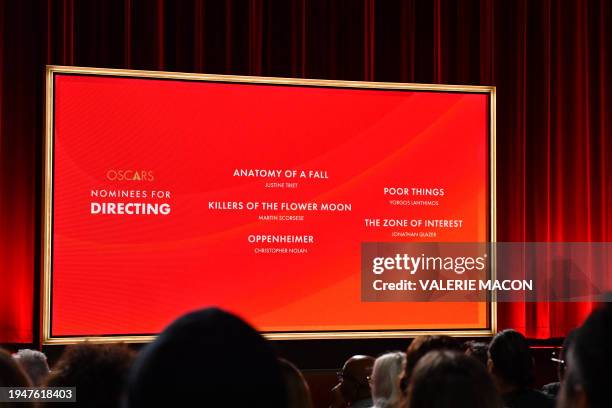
51;74;490;336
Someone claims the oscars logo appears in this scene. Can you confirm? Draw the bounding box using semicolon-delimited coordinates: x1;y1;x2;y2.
106;169;154;181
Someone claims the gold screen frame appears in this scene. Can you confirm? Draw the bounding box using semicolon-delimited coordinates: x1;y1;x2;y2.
43;65;496;345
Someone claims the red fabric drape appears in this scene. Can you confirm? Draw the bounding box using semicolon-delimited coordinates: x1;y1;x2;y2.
0;0;610;343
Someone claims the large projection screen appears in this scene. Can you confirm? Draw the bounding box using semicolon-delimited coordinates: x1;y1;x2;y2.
43;66;496;344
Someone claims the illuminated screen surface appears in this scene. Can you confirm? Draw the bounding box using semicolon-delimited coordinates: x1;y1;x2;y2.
45;68;493;342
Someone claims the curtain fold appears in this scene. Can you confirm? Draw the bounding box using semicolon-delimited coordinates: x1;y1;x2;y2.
0;0;610;343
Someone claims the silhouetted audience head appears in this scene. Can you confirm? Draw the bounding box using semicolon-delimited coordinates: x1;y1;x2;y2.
0;348;33;408
405;350;502;408
487;329;534;390
463;340;488;366
400;335;461;394
488;329;553;408
13;348;50;386
558;303;612;408
0;348;31;387
43;343;135;408
371;351;405;408
126;308;287;407
331;355;375;408
279;358;313;408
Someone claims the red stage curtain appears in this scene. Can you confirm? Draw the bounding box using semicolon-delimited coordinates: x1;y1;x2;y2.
0;0;610;343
